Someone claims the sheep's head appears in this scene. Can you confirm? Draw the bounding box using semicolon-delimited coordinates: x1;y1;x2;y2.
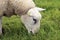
27;7;45;22
21;7;45;34
26;7;45;34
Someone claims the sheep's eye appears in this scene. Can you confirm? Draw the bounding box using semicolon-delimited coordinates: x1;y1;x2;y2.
33;18;37;24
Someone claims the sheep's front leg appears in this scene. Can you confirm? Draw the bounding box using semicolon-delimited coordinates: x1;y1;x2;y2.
0;17;2;35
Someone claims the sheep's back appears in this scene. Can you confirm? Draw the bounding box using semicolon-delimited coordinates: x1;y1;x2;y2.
0;0;35;16
10;0;35;15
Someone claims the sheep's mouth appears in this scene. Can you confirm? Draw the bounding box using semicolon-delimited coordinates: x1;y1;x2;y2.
33;18;37;24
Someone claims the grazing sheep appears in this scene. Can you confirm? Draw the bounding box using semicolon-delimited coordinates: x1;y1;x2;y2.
0;0;45;34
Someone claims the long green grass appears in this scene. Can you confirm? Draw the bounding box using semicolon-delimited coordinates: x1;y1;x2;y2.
0;0;60;40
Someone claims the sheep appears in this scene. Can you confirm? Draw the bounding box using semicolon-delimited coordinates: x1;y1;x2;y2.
0;0;45;34
0;0;35;34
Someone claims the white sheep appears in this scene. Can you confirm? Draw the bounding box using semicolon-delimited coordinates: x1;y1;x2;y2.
0;0;45;34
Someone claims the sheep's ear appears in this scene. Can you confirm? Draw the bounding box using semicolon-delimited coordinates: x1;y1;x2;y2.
35;7;46;11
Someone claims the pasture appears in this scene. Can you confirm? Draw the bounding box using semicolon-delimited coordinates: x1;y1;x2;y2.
0;0;60;40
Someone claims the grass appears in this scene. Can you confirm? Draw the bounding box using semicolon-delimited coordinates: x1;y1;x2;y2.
0;0;60;40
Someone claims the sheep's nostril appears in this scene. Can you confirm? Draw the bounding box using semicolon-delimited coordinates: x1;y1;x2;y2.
33;18;37;24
